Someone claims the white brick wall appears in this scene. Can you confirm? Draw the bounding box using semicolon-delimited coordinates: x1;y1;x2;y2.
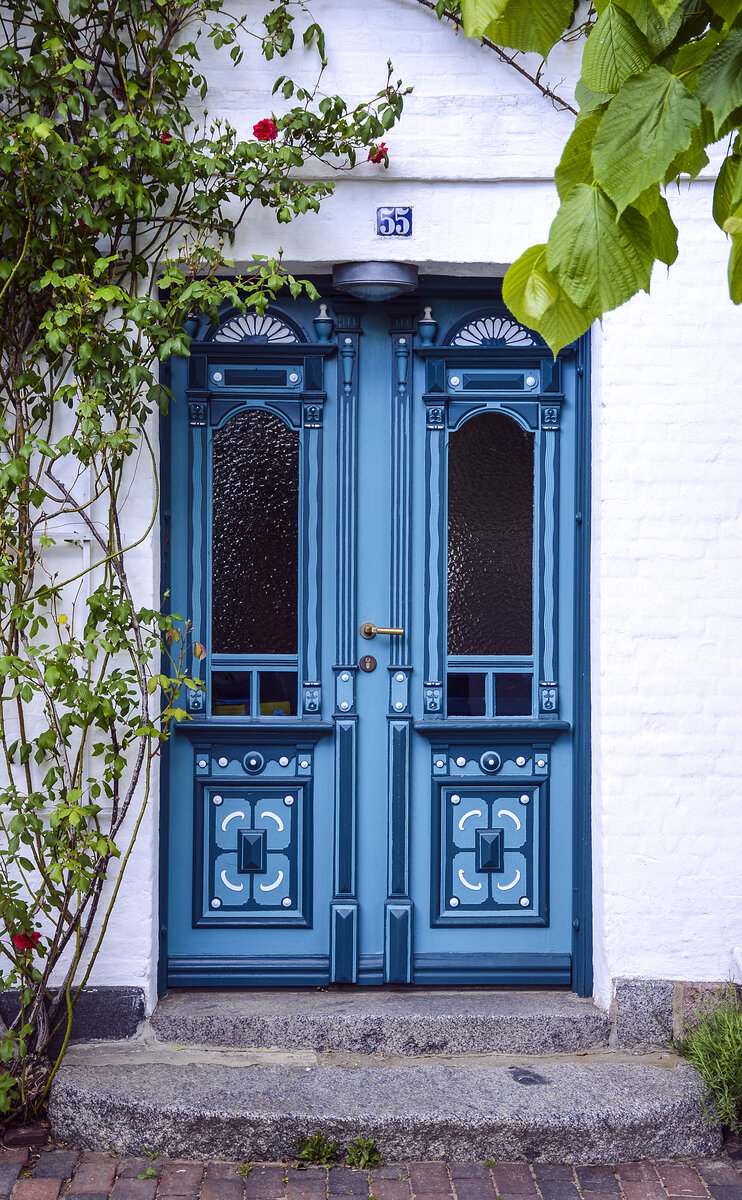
82;0;742;1008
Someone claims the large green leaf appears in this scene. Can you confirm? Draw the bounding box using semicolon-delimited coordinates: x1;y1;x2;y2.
503;244;596;356
582;4;652;95
460;0;509;37
592;67;702;212
546;182;655;312
619;0;682;54
481;0;575;57
575;78;614;111
729;234;742;303
672;30;722;91
633;188;678;264
555;109;604;199
723;202;742;235
696;28;742;137
707;0;742;21
662;107;713;182
713;152;742;229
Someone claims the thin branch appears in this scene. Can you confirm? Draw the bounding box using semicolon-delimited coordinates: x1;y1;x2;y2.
412;0;578;115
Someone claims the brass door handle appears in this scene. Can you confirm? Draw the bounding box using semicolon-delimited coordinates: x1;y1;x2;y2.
360;621;404;639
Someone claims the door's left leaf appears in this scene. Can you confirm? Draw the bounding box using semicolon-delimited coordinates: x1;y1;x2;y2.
546;183;654;312
592;66;702;212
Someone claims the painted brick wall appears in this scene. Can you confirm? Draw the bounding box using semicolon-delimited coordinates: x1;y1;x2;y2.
77;0;742;1009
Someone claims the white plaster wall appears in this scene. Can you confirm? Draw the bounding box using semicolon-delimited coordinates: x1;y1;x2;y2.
83;0;742;1007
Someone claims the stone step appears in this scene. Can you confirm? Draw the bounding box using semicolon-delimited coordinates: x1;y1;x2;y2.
149;989;611;1055
48;1040;721;1163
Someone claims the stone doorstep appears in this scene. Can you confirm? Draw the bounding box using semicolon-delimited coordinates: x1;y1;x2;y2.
47;1044;722;1163
148;991;611;1056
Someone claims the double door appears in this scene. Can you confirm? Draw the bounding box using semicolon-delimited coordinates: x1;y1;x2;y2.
163;286;590;989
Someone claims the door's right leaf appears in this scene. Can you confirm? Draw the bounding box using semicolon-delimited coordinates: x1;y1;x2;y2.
582;4;652;95
546;183;655;313
502;244;596;357
592;67;702;213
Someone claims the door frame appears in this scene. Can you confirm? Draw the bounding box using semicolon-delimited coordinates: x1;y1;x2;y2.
157;274;593;996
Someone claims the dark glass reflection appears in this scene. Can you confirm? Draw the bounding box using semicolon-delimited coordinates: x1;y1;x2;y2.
495;672;532;716
448;412;534;655
259;671;297;716
447;672;486;717
212;410;299;653
212;671;251;717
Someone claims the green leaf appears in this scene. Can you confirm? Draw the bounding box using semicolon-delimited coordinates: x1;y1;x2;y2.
723;202;742;235
503;244;595;356
634;188;679;264
672;30;722;90
663;106;713;182
555;109;604;199
546;183;654;312
713;153;742;229
460;0;509;37
592;67;702;213
707;0;742;21
582;4;652;95
729;234;742;303
618;0;682;54
696;28;742;138
575;79;614;112
480;0;575;57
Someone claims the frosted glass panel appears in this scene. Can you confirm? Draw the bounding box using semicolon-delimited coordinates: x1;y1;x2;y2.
448;412;533;656
212;410;299;653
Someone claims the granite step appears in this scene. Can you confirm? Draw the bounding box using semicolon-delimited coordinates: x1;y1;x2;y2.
48;1040;722;1163
149;989;611;1055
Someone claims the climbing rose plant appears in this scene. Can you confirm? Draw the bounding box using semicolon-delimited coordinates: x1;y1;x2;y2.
446;0;742;353
0;0;406;1123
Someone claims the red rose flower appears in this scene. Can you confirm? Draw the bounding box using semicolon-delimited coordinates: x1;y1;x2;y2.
12;931;41;951
160;132;173;145
367;142;388;164
253;118;278;142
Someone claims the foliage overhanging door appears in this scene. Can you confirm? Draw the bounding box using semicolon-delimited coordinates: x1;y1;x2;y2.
163;289;589;990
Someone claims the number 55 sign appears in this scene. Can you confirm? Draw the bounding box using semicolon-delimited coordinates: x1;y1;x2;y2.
377;206;413;237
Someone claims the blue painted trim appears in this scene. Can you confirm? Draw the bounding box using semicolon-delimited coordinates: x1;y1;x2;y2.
571;334;593;997
412;953;571;986
358;955;385;985
330;901;358;984
385;901;413;983
167;955;330;986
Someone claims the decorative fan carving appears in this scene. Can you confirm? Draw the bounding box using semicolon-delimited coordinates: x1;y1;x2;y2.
212;312;300;344
449;315;537;348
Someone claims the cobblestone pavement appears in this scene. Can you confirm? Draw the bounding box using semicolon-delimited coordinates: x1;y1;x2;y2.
1;1147;742;1200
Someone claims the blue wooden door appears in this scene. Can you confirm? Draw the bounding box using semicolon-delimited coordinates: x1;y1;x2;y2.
162;285;590;990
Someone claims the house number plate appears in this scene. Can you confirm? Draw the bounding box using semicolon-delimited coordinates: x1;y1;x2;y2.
359;655;377;672
376;207;412;237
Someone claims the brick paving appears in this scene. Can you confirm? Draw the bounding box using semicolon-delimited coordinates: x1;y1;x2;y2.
1;1148;742;1200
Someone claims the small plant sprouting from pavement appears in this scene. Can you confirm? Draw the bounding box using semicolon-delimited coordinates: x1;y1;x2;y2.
484;1160;497;1170
676;984;742;1132
139;1148;159;1161
237;1164;253;1179
137;1169;157;1180
295;1132;340;1165
346;1134;382;1168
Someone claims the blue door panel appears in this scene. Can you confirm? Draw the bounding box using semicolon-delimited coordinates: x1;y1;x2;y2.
162;286;589;990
